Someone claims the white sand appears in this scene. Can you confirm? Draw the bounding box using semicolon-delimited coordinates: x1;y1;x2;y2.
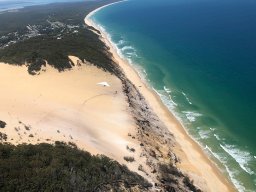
0;57;150;180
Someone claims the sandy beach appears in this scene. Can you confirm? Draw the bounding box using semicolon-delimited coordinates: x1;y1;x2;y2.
85;3;236;192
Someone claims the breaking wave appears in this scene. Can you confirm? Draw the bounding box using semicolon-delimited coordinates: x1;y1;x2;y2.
182;111;202;122
182;91;192;105
220;144;254;175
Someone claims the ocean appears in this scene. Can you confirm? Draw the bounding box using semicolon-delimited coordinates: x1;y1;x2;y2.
89;0;256;191
0;0;81;12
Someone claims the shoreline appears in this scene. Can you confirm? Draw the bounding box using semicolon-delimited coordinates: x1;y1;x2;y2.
84;2;236;192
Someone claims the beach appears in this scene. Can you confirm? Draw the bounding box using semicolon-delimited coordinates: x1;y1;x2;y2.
0;0;240;191
85;3;236;191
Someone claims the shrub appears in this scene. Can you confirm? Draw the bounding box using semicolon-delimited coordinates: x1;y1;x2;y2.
124;156;135;162
0;120;6;128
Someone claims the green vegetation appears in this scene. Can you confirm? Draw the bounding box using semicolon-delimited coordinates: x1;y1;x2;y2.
159;164;201;192
0;120;6;128
0;0;121;75
0;142;152;192
0;133;7;142
123;156;135;162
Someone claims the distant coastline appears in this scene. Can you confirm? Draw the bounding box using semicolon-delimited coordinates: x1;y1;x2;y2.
85;2;236;191
85;0;125;21
0;0;83;13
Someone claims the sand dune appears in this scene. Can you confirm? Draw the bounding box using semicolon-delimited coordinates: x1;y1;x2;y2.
0;57;150;179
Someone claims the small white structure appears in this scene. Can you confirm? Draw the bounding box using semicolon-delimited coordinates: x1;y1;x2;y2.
97;82;110;87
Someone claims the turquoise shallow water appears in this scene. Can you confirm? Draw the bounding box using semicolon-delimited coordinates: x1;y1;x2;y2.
90;0;256;191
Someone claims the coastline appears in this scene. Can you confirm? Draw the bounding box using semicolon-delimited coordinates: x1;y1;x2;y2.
84;3;236;192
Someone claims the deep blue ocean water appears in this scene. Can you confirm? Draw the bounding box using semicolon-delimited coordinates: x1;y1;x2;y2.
90;0;256;191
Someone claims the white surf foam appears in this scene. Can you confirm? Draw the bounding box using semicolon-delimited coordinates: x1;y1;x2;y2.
133;65;148;82
198;129;211;139
164;86;171;93
204;145;246;192
153;89;178;109
220;144;254;175
214;133;221;141
224;164;246;192
154;86;251;191
117;39;125;45
205;145;227;162
126;52;138;58
97;27;139;65
182;91;192;104
183;111;202;122
97;24;127;61
121;45;135;51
